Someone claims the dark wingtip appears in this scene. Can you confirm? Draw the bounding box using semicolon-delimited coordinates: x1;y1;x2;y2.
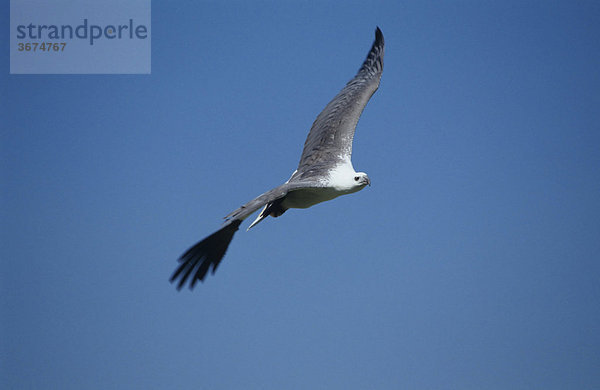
375;26;383;45
356;26;384;78
170;219;242;291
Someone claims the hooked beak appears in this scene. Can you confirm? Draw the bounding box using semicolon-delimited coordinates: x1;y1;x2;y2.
366;177;371;187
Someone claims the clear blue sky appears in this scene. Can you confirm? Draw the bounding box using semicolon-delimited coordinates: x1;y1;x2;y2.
2;1;600;389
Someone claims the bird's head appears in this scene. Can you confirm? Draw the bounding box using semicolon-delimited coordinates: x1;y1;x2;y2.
328;164;371;192
352;171;371;189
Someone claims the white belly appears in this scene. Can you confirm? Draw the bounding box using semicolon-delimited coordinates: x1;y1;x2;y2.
281;187;350;209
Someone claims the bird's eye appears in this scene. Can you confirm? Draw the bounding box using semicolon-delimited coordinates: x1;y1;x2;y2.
354;176;360;181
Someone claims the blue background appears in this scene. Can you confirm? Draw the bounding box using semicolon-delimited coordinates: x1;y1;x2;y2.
2;1;599;389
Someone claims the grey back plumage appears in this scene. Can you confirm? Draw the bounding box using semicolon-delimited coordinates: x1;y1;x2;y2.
292;27;384;181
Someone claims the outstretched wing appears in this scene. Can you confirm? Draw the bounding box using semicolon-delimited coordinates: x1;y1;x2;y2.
170;181;319;289
223;184;290;221
293;27;384;181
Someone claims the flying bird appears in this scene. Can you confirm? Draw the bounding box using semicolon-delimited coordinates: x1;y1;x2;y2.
171;27;384;289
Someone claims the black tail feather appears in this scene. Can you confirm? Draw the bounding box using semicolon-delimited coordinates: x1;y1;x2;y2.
170;219;242;290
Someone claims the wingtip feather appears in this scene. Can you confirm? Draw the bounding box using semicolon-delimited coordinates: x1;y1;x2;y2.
375;26;383;44
170;219;242;291
356;26;384;78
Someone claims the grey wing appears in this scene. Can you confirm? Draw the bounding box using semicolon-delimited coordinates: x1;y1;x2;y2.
171;182;300;290
224;179;323;221
293;27;384;180
224;184;292;221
